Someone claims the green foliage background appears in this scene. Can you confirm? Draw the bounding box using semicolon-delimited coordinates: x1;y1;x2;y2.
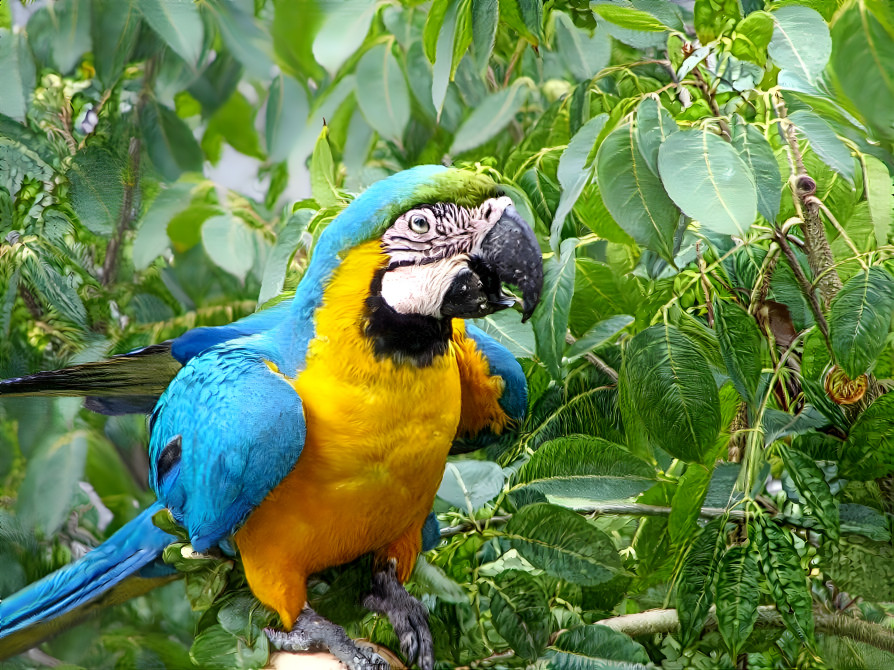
1;0;894;668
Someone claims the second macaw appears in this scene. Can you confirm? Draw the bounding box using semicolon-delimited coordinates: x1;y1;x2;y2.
0;165;543;668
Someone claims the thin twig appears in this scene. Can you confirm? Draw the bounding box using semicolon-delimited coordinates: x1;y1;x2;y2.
564;333;619;381
773;230;830;344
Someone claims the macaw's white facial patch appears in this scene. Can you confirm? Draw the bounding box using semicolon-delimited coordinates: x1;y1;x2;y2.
382;196;514;266
379;256;470;317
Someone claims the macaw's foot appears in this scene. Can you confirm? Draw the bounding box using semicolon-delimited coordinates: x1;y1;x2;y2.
363;561;433;670
265;606;389;670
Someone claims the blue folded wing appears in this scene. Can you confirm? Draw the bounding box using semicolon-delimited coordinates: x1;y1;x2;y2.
149;342;306;551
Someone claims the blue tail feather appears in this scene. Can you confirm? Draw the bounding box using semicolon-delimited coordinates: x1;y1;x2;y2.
0;502;175;656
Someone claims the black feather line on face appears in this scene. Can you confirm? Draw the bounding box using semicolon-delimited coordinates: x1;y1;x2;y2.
364;268;452;367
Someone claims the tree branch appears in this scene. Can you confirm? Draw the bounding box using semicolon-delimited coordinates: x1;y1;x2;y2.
598;606;894;655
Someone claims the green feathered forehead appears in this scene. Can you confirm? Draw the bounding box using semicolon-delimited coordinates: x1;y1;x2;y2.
374;168;502;233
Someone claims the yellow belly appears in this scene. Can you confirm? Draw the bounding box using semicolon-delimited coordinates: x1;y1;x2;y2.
234;242;462;628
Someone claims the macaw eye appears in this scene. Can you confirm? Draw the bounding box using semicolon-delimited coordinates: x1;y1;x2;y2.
409;215;430;234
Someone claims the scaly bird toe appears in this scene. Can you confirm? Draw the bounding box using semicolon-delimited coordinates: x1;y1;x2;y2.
265;607;390;670
363;563;433;670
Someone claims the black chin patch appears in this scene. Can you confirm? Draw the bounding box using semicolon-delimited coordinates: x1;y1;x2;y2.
365;269;452;367
440;268;490;318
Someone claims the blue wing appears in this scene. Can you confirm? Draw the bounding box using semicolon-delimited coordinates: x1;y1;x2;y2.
149;342;306;551
451;324;527;454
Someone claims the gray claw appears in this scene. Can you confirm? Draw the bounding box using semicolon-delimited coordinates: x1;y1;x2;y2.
265;607;390;669
363;562;434;670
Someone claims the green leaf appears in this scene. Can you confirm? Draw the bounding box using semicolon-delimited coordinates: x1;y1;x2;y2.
864;155;893;247
472;309;536;359
356;42;411;143
499;0;543;43
756;518;815;644
828;267;894;378
21;257;87;328
669;463;712;548
310;125;340;208
730;116;782;223
189;622;268;669
204;91;265;161
450;81;527;154
694;0;740;45
0;30;35;123
593;4;671;32
201;213;258;282
266;75;309;163
552;114;608;249
490;570;551;660
204;0;272;80
138;0;204;67
67;146;124;236
271;0;325;81
828;1;894;143
437;460;504;511
91;0;140;86
141;100;204;181
780;447;839;539
621;323;721;463
258;209;312;306
513;435;655;502
549;625;650;669
768;6;831;83
505;503;622;585
411;556;466;604
657;128;757;236
430;0;458;114
636;96;679;176
716;544;760;658
471;0;498;74
596;124;678;261
675;518;725;648
788;110;855;182
43;0;92;74
532;237;577;379
731;10;774;66
839;393;894;479
17;431;88;535
714;299;763;407
311;0;376;75
566;315;634;362
554;11;611;81
132;183;193;270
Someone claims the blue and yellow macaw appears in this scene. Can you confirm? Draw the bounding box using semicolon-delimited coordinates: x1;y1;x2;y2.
0;166;543;668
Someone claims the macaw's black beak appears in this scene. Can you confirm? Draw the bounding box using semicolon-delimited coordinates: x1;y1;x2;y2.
440;204;543;322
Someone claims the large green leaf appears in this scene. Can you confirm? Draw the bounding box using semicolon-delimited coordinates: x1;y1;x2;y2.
864;155;893;247
548;625;650;669
593;4;671;32
636;96;678;176
490;570;551;660
730;116;782;223
716;544;760;658
621;324;721;463
658;128;757;236
258;209;312;305
311;0;376;75
450;81;527;154
828;1;894;142
0;29;36;122
756;519;815;644
201;213;258;282
67;146;124;236
437;460;504;511
471;309;536;359
141;100;204;181
189;623;268;669
676;518;725;648
839;393;894;479
505;503;622;586
596;124;678;261
532;238;577;379
714;299;763;407
91;0;140;86
356;42;411;143
828;267;894;377
138;0;204;67
265;75;309;163
768;6;831;83
780;447;839;539
668;463;712;548
788;110;855;182
554;11;611;81
17;431;88;535
132;183;193;270
566;315;634;363
513;435;655;502
552;115;608;249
